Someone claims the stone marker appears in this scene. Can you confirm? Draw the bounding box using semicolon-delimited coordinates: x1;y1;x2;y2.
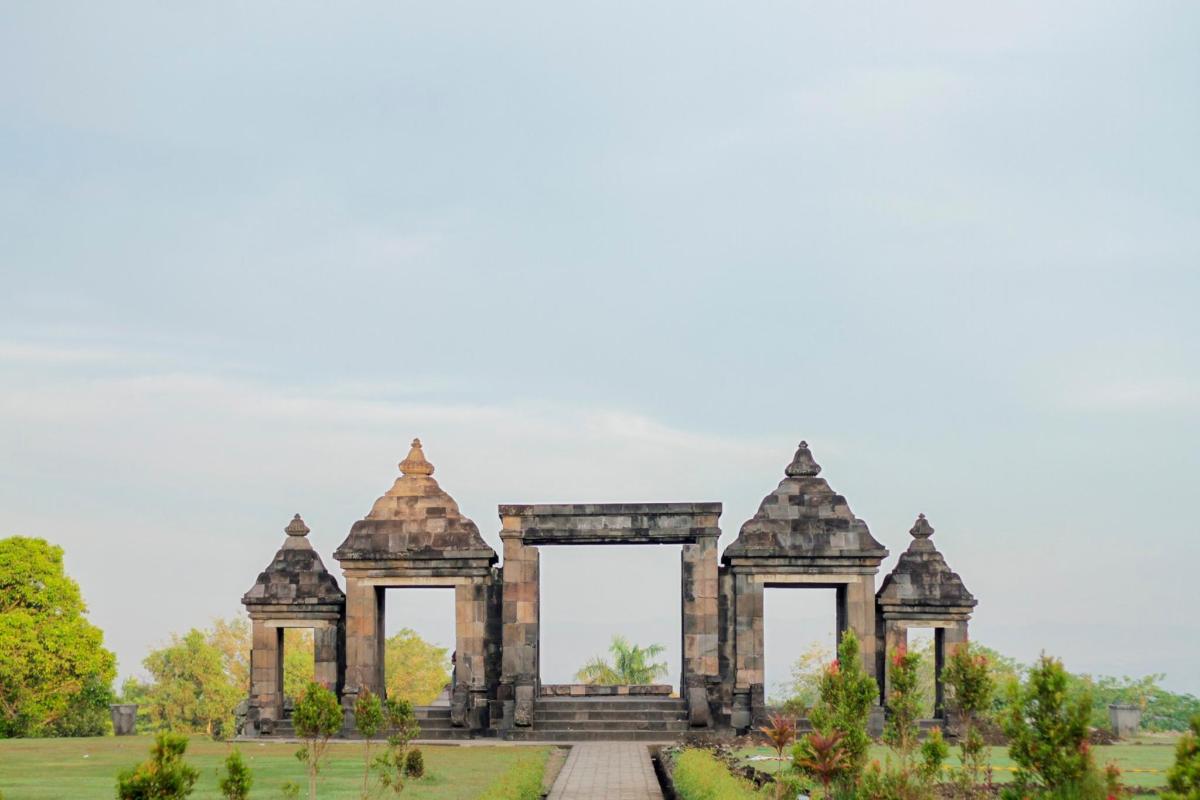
110;703;137;736
1109;704;1142;738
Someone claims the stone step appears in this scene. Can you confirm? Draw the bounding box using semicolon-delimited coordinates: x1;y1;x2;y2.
535;709;686;722
535;699;685;712
504;728;684;742
530;719;690;732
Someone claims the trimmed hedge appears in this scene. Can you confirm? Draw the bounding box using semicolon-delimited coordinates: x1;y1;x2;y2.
478;753;546;800
672;748;760;800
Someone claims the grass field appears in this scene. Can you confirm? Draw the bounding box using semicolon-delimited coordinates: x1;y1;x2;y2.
739;735;1181;790
0;736;552;800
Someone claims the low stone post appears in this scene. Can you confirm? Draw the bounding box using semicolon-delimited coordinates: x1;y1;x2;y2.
1109;704;1142;739
110;703;137;736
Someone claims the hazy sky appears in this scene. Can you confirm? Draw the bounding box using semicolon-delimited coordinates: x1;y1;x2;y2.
2;2;1198;696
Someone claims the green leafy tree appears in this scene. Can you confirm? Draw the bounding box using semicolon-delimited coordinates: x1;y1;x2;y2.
116;731;200;799
292;682;342;800
218;749;253;800
207;618;251;694
778;642;833;714
943;642;996;798
354;689;384;799
373;697;421;796
282;629;315;701
1001;654;1103;798
574;635;669;685
384;629;450;706
143;629;241;737
0;536;117;737
799;629;878;786
1163;714;1200;800
884;645;924;766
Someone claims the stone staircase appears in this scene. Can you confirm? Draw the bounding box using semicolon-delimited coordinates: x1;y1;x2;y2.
504;696;690;741
413;706;473;741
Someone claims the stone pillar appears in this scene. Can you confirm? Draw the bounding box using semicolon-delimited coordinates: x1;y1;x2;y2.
313;623;340;693
681;536;719;726
500;534;539;727
249;621;283;728
882;620;907;705
845;575;878;680
732;571;764;727
937;622;968;723
343;577;383;702
454;579;490;730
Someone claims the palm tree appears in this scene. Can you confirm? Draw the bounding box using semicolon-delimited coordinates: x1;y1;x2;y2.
574;636;669;685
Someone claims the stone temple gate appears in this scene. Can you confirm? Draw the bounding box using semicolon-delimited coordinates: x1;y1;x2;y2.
240;439;977;740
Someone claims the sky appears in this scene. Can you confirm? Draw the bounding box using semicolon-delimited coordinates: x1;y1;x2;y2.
1;2;1198;696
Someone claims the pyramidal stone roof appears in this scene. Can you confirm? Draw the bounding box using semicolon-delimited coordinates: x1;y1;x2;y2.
876;514;976;616
242;514;346;610
723;442;888;566
333;439;497;563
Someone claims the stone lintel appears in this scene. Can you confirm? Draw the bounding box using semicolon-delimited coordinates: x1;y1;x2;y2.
499;502;723;545
879;617;972;629
354;575;483;588
338;560;495;578
257;618;338;629
878;605;975;622
725;559;882;574
754;573;861;586
246;607;343;623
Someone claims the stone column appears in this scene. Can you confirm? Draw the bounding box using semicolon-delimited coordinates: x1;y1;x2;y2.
937;622;968;723
732;571;764;726
681;536;719;726
881;620;907;705
845;575;879;679
343;576;383;701
500;533;539;727
454;579;490;729
249;621;283;727
313;622;340;693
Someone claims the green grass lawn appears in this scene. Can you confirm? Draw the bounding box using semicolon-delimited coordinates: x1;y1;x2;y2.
0;736;551;800
738;735;1180;790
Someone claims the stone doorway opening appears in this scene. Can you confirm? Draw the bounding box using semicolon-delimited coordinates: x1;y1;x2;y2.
382;587;456;707
539;545;681;691
763;587;837;707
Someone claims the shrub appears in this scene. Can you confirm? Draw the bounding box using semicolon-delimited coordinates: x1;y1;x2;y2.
478;754;547;800
292;682;343;800
404;748;424;779
218;749;252;800
354;689;384;798
1000;654;1109;800
116;731;200;799
943;642;996;798
1163;714;1200;800
794;730;852;796
671;748;758;800
373;697;421;795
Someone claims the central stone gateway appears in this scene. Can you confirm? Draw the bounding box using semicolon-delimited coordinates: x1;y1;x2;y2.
497;502;723;729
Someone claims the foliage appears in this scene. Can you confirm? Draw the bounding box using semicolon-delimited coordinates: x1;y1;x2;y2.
574;635;669;685
372;697;421;795
115;731;200;800
671;748;759;800
0;536;117;738
794;730;851;796
760;713;797;800
806;629;878;782
292;682;343;800
142;629;241;738
1163;714;1200;800
279;781;300;799
385;628;451;706
1000;654;1110;800
1067;672;1200;733
404;748;425;779
776;642;832;715
862;646;947;800
884;646;924;764
218;748;253;800
942;642;996;799
282;630;315;701
207;618;251;694
354;688;384;799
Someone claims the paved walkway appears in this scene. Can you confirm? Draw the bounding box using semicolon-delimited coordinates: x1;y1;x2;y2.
547;742;664;799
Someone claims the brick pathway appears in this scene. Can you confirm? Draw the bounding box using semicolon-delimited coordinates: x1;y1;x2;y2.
547;742;664;799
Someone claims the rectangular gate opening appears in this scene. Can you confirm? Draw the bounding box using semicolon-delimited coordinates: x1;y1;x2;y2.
540;545;681;690
382;587;455;706
764;587;837;708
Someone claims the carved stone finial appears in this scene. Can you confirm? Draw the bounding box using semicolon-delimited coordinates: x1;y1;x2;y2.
399;438;435;477
784;441;822;477
285;513;310;537
910;513;934;539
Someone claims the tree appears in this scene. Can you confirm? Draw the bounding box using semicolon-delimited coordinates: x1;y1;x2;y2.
1163;714;1200;800
574;636;669;685
803;630;878;781
1001;654;1103;798
283;629;315;701
373;697;421;796
143;629;241;737
943;642;996;798
218;749;253;800
293;681;343;800
116;731;200;800
0;536;117;737
207;618;251;693
384;629;450;706
355;689;384;799
778;642;833;715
